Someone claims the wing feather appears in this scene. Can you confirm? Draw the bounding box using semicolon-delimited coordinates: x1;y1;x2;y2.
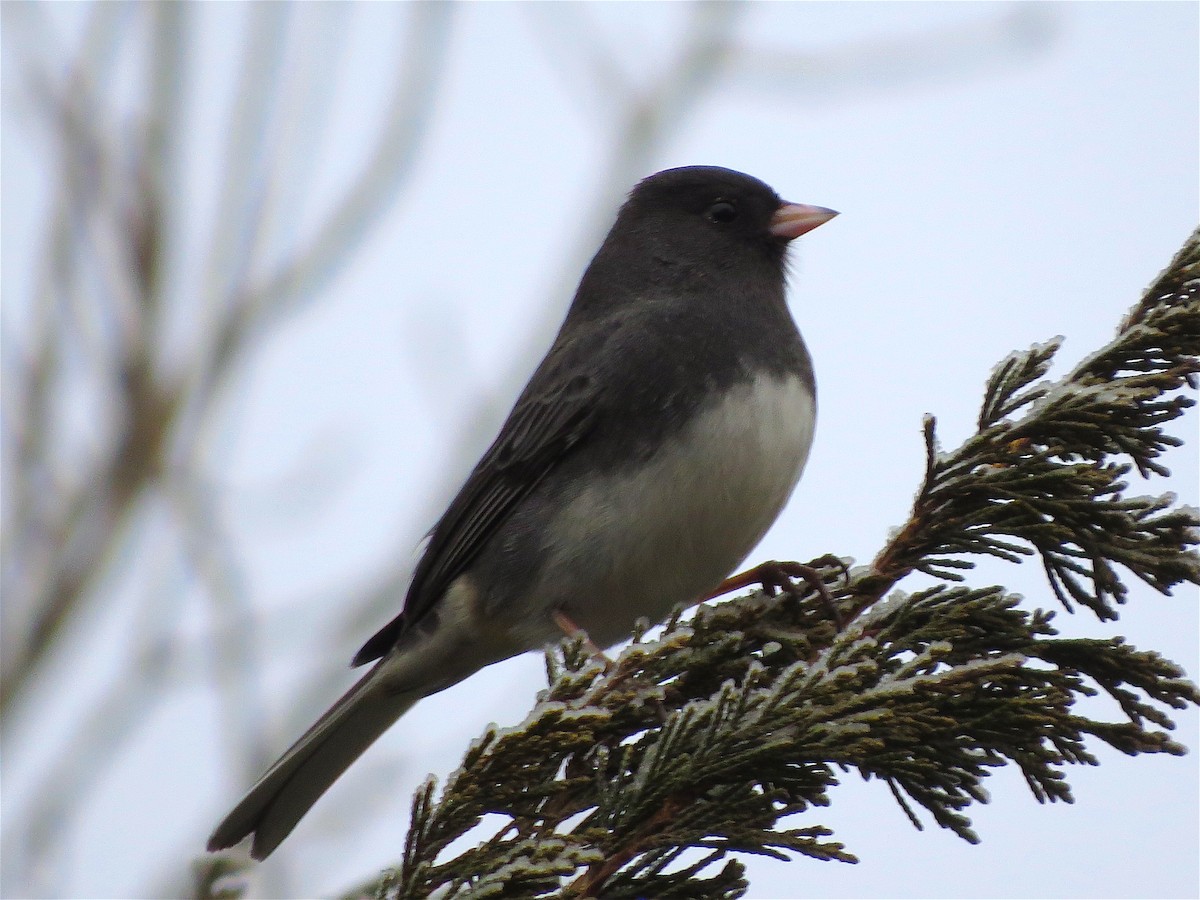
352;369;597;666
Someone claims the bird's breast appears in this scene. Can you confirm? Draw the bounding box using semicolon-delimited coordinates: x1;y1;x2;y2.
536;371;817;647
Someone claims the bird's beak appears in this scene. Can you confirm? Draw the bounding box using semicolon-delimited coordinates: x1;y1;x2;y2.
769;203;839;240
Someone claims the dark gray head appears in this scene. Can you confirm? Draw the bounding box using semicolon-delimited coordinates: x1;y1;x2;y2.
571;167;837;318
622;166;833;260
622;167;790;262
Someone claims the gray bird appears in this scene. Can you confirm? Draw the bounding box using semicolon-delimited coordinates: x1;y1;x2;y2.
207;166;837;860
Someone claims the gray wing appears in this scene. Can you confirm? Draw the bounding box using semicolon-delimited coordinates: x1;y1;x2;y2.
352;368;598;665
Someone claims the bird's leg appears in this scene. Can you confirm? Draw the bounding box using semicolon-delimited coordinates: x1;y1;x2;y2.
552;610;613;670
706;556;847;628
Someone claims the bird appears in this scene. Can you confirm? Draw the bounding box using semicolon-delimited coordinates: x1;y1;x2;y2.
207;165;838;860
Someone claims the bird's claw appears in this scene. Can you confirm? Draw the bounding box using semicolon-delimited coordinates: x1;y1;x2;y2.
708;556;847;628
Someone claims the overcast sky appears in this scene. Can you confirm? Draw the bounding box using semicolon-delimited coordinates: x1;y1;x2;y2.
2;3;1197;899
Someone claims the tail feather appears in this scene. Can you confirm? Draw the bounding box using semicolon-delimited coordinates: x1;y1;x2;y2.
207;666;419;860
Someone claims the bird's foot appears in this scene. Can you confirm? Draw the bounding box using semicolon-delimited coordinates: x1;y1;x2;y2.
707;556;847;628
552;610;614;670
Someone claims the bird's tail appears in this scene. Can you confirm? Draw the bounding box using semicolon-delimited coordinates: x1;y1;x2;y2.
206;665;419;860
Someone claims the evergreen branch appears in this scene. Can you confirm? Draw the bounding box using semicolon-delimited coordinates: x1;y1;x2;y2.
978;337;1061;428
326;233;1200;898
866;228;1200;618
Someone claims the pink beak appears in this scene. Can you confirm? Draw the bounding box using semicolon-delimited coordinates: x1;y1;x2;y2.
769;202;839;240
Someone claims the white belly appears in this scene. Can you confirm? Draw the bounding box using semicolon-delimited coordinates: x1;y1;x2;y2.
538;372;816;646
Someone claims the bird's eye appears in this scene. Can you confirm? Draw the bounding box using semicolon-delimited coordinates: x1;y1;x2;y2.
707;200;737;224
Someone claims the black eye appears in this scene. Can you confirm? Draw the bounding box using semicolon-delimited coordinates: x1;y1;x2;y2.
707;200;737;223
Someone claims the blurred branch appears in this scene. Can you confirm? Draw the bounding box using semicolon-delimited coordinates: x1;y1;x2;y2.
0;3;127;520
188;1;455;421
241;2;454;323
722;4;1057;103
1;1;169;718
0;5;454;895
1;0;452;717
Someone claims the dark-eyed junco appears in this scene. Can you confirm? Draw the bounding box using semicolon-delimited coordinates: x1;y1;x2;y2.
207;166;837;860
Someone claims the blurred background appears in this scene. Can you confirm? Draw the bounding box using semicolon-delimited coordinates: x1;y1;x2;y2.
1;3;1196;898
